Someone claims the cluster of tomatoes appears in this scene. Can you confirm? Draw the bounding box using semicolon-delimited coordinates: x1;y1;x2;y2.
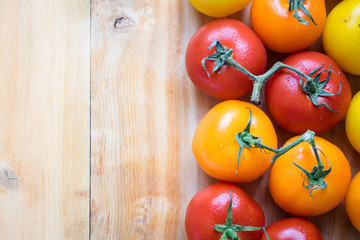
184;0;360;239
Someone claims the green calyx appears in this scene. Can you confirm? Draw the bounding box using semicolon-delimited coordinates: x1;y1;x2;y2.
202;40;341;112
202;40;256;80
234;109;331;197
289;0;316;25
202;40;232;77
235;108;276;172
214;191;269;240
293;147;332;198
299;64;341;112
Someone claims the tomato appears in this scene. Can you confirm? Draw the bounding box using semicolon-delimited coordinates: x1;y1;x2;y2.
188;0;251;18
346;91;360;153
250;0;326;53
185;182;265;240
265;51;351;134
192;100;277;182
322;0;360;75
269;136;351;216
345;171;360;232
185;19;267;100
260;218;323;240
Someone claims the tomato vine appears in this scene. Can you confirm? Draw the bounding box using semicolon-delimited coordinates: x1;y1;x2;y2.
203;39;341;112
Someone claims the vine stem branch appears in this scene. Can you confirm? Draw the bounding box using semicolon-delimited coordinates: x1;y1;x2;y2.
236;109;331;197
203;40;341;111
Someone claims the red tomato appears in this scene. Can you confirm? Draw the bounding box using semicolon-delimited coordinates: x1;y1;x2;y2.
265;51;351;134
185;19;267;100
260;218;323;240
185;182;265;240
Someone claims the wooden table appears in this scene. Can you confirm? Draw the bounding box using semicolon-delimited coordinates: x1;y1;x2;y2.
0;0;359;239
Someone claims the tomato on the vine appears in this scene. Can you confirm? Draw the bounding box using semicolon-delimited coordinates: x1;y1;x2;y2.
265;51;351;134
322;0;360;75
186;19;267;100
188;0;252;18
260;218;323;240
345;171;360;232
185;182;265;240
192;100;277;182
346;91;360;153
250;0;326;53
269;136;351;217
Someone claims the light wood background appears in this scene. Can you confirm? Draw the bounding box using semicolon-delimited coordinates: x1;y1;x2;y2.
0;0;359;239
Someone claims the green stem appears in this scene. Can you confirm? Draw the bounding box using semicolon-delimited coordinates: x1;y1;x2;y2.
270;130;315;162
214;191;270;240
252;62;313;104
308;135;324;170
289;0;317;25
227;57;312;104
203;40;340;112
226;58;257;80
236;109;331;197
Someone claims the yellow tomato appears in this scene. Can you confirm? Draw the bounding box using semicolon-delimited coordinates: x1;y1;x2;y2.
188;0;251;17
322;0;360;75
346;91;360;153
345;171;360;232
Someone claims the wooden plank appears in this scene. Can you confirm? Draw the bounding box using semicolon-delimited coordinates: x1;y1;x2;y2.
0;0;90;239
91;0;360;239
91;0;200;239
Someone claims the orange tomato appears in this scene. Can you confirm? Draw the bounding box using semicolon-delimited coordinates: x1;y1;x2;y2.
250;0;326;53
345;171;360;232
192;100;277;182
269;136;351;216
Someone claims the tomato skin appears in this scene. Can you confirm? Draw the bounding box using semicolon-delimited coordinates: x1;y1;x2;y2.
260;218;323;240
185;182;265;240
322;0;360;75
185;19;267;100
346;91;360;153
345;171;360;232
269;136;351;217
188;0;252;18
192;100;277;182
265;51;351;134
250;0;326;53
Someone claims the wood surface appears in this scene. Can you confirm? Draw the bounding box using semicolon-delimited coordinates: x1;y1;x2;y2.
91;0;360;239
0;0;359;239
0;0;90;239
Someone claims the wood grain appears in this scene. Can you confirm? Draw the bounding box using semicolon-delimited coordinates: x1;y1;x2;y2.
1;0;358;239
91;0;189;238
90;0;360;239
90;0;205;238
0;0;90;239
